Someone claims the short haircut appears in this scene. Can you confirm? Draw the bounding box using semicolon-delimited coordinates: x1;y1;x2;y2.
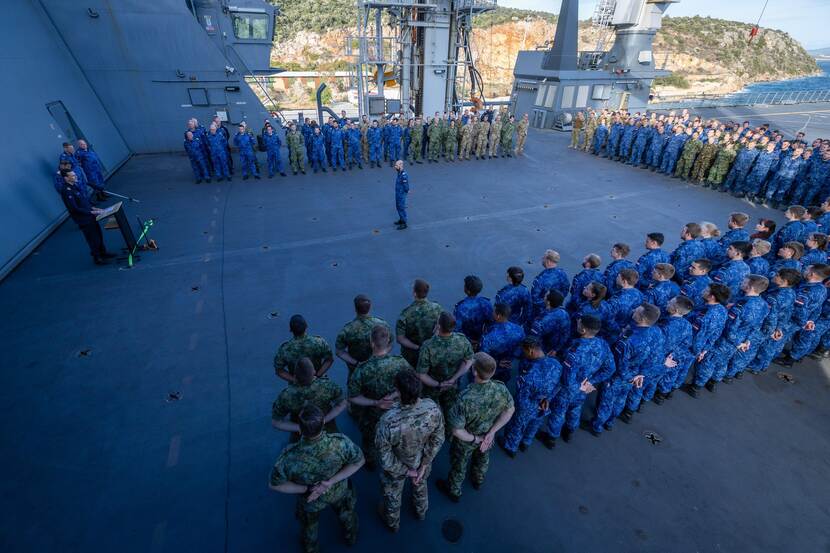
578;315;602;335
809;263;830;280
784;241;804;259
654;263;676;279
709;283;731;305
354;294;371;315
670;296;694;315
59;168;71;177
730;212;749;226
787;205;807;219
777;268;802;287
810;233;828;250
371;324;390;348
693;258;712;272
298;405;324;437
647;232;665;245
619;268;639;286
494;302;512;319
808;206;823;220
545;289;564;308
295;358;315;386
543;249;560;264
289;314;308;337
685;223;702;238
613;243;631;257
522;335;542;350
746;274;769;293
438;311;455;333
62;142;71;147
752;239;771;256
507;266;525;285
639;303;661;326
585;254;601;268
472;352;497;379
413;279;430;298
464;275;483;296
395;369;421;405
730;241;752;259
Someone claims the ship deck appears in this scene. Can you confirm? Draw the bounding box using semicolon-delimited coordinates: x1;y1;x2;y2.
3;114;830;553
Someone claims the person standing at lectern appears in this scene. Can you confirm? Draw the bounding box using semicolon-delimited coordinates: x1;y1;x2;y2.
59;169;114;265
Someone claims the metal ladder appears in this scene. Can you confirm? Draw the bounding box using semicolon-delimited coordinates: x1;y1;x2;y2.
587;0;616;68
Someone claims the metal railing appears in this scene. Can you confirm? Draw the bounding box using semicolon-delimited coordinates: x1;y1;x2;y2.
650;88;830;110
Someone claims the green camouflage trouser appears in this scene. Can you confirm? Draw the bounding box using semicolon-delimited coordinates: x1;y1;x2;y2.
675;153;697;179
380;465;431;529
297;482;358;553
501;135;513;156
428;138;442;161
409;137;422;162
358;409;383;467
290;148;305;172
448;437;490;496
691;154;715;182
423;385;459;438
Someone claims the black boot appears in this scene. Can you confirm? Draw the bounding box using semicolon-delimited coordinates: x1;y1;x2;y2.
705;380;716;393
685;383;701;398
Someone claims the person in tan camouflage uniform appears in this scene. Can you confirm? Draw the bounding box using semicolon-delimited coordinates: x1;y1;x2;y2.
396;279;443;369
360;115;370;162
349;325;413;469
515;113;529;155
272;358;347;440
475;116;490;160
269;405;364;553
416;311;473;429
581;110;597;153
461;115;476;160
375;370;445;532
570;111;584;149
436;352;515;502
274;314;334;383
488;115;502;159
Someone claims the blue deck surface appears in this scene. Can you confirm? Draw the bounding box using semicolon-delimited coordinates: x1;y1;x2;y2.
2;127;830;553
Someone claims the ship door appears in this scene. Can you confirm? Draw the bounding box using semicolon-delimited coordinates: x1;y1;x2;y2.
532;109;546;129
46;101;84;143
618;92;630;111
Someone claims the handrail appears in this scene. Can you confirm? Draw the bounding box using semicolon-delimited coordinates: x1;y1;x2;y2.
649;88;830;110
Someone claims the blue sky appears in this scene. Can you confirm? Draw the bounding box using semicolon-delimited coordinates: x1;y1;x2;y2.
498;0;830;49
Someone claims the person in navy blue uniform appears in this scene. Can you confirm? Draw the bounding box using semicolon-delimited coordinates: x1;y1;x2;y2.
58;169;114;265
710;241;751;299
604;243;635;294
636;232;670;290
773;264;830;366
530;249;569;319
644;263;680;315
262;125;286;178
605;269;644;339
718;212;751;256
680;259;713;309
494;266;533;326
393;160;409;230
671;223;705;281
386;118;403;167
329;121;346;171
310;127;327;173
566;254;603;312
367;121;382;168
479;303;526;383
75;139;108;201
653;296;695;401
184;131;211;183
685;283;731;397
536;315;614;447
771;206;807;256
747;239;771;276
233;124;259;180
530;290;571;357
453;275;493;348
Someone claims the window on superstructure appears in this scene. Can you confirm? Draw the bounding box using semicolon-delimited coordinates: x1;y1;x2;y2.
231;12;269;40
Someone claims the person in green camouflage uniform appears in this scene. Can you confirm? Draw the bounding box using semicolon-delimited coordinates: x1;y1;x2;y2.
272;358;346;439
445;120;458;161
581;111;597;153
269;406;364;553
707;142;737;188
487;115;502;158
396;278;443;369
475;116;490;160
335;295;392;377
675;130;703;180
349;325;413;468
274;314;333;382
439;114;450;158
501;115;516;157
416;311;473;429
515;113;529;155
286;123;306;175
427;115;442;162
435;352;515;501
690;130;719;183
375;370;445;531
408;117;423;164
460;116;476;160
